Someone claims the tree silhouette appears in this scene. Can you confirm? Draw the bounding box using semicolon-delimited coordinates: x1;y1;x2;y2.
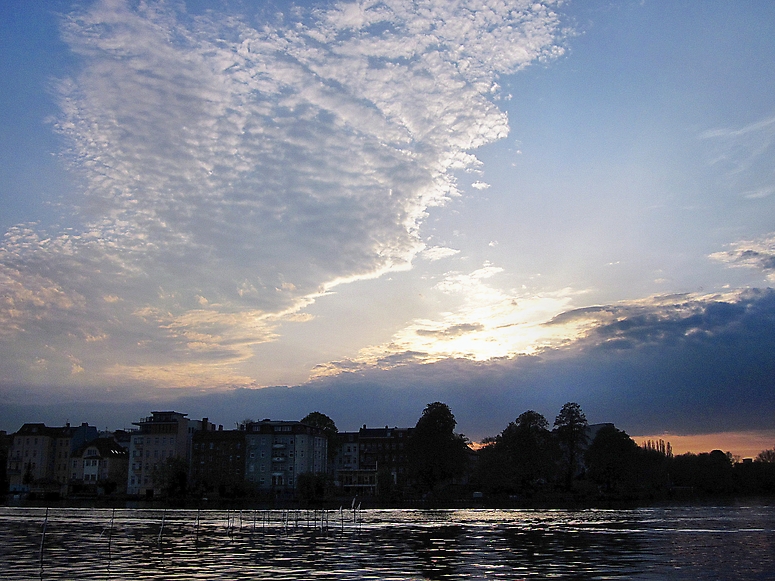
585;425;639;493
407;402;469;493
154;457;189;500
501;410;557;492
757;446;775;463
554;402;588;490
301;411;339;462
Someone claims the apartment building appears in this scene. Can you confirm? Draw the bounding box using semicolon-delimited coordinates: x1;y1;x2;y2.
126;411;209;498
244;420;327;493
6;422;98;494
332;425;413;496
190;424;246;497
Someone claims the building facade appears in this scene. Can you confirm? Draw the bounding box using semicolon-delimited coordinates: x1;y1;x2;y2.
6;422;98;494
71;437;129;495
332;425;413;497
190;426;246;497
126;411;208;498
244;420;327;493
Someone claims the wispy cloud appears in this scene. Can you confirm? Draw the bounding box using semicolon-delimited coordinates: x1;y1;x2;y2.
700;114;775;194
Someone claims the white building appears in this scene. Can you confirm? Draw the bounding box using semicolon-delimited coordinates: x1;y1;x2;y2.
126;411;209;498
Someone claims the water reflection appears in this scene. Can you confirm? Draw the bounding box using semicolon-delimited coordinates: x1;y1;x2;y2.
0;506;773;580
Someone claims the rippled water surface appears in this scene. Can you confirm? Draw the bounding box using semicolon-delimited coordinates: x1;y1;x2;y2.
1;505;774;580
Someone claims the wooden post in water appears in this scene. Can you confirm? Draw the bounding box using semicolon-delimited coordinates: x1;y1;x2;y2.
107;507;115;572
158;509;166;545
38;507;48;574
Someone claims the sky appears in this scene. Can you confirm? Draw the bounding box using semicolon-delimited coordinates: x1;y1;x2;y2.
1;0;775;458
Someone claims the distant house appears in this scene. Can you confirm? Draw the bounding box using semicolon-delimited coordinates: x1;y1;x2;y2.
71;437;129;495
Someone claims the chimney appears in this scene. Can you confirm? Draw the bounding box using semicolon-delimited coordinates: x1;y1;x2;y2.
218;425;223;431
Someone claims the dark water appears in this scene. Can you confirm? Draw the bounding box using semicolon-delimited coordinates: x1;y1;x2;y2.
1;505;774;580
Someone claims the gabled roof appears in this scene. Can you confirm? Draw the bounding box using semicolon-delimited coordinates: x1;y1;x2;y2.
75;437;128;458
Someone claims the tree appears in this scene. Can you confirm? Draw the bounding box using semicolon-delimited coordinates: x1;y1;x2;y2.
154;457;189;500
756;446;775;463
296;472;327;505
407;402;469;493
301;411;339;463
585;425;639;493
554;402;588;490
23;461;33;486
237;418;255;430
500;410;557;492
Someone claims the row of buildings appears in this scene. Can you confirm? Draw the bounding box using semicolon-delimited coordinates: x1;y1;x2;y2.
1;411;415;500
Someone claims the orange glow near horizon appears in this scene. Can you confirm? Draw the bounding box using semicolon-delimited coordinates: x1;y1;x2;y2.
632;430;775;460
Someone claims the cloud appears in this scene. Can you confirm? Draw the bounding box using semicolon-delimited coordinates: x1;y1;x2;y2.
312;262;587;371
0;0;564;389
292;287;775;439
420;246;460;261
709;233;775;281
3;287;774;443
700;114;775;196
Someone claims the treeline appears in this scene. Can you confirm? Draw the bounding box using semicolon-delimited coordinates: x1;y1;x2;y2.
470;402;775;503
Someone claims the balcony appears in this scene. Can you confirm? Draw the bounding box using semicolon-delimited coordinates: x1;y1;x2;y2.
272;443;286;449
272;456;286;462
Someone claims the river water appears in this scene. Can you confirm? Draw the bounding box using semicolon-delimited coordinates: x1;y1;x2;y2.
1;505;773;580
